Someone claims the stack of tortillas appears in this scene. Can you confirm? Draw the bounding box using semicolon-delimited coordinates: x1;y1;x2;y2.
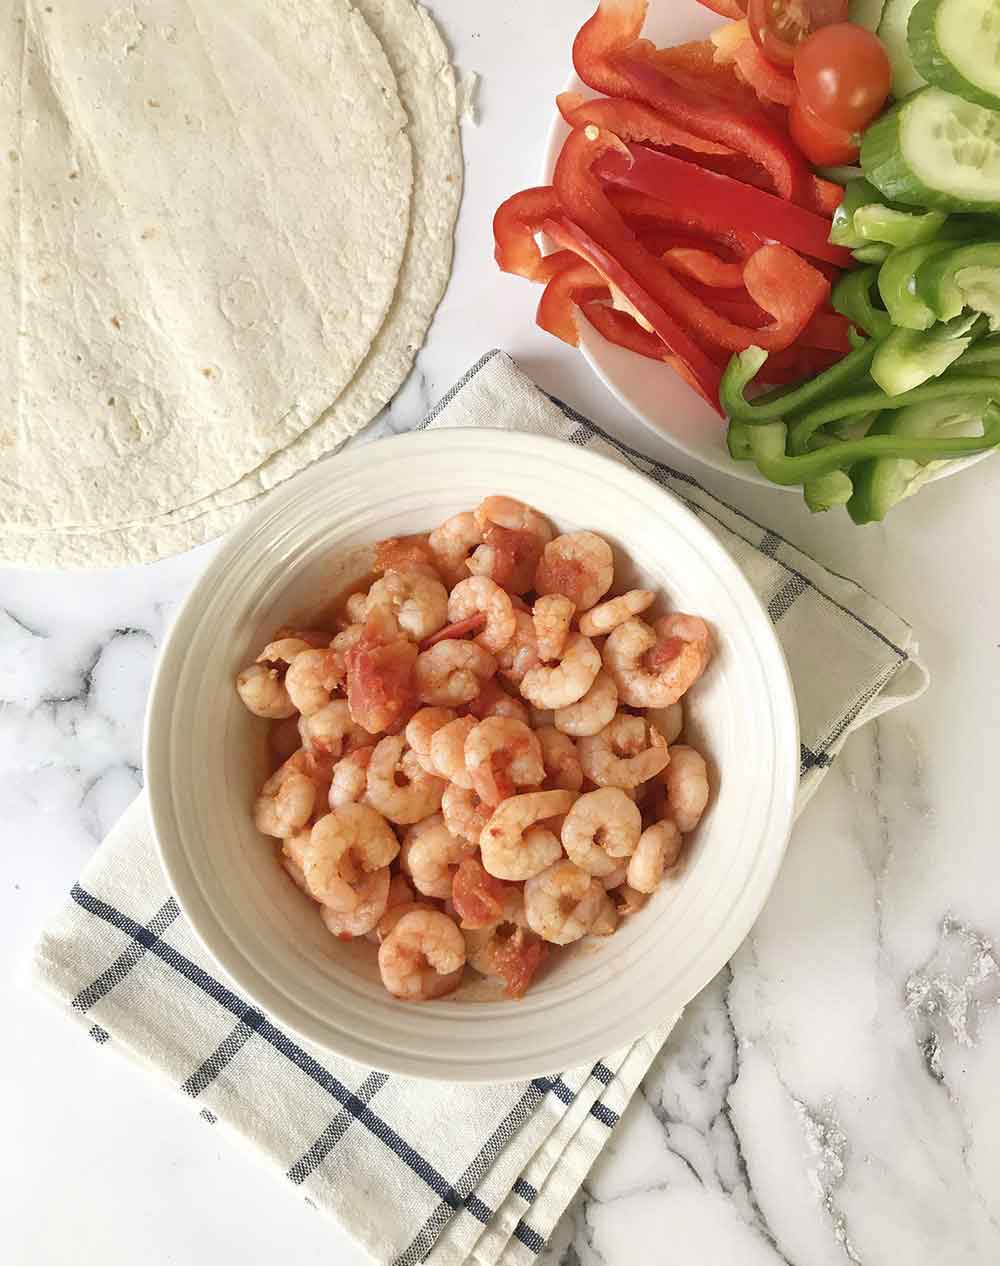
0;0;462;568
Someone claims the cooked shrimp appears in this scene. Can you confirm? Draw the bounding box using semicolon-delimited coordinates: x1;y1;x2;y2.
415;641;497;707
604;616;712;708
464;717;545;806
533;594;575;662
578;714;670;789
427;511;484;586
344;620;419;734
479;790;574;880
467;678;530;726
376;899;438;943
561;787;642;876
373;535;438;577
628;820;683;893
520;632;601;710
343;592;370;625
552;669;619;738
236;661;299;720
600;863;629;890
367;568;449;641
303;804;398;911
589;890;619;936
285;648;344;717
404;707;458;775
523;859;604;946
254;751;318;837
578;589;654;637
615;885;648;916
328;745;375;808
451;857;518;929
467;497;554;595
441;783;493;847
536;726;583;792
269;715;303;767
535;531;614;611
660;745;710;833
319;868;391;939
447;577;516;653
271;627;334;649
496;612;540;687
429;716;477;789
280;830;312;893
365;735;445;825
464;921;547;998
378;909;466;1001
298;699;365;759
401;814;468;899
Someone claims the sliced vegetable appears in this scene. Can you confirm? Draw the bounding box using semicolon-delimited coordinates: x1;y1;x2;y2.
555;92;733;156
732;37;797;106
542;215;724;406
915;241;1000;323
581;301;671;361
595;143;854;266
831;265;893;337
790;97;860;166
610;188;762;260
862;87;1000;211
877;238;959;328
744;400;1000;484
848;0;888;31
877;0;926;99
573;0;814;203
804;468;855;510
830;178;888;247
536;260;609;346
909;0;1000;111
493;187;566;281
747;0;849;69
848;395;992;522
870;313;980;393
853;203;947;246
721;339;877;422
793;23;892;130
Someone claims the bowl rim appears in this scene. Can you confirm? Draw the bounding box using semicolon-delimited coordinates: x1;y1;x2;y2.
145;427;800;1081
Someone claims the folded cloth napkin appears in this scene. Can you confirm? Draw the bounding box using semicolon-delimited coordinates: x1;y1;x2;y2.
34;350;929;1266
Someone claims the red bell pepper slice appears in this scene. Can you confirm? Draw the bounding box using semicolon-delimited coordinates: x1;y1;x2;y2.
554;127;829;354
609;188;760;259
573;0;812;203
581;301;670;362
731;37;796;106
493;187;573;282
542;215;723;409
596;143;854;267
661;248;746;289
536;259;609;346
808;176;845;219
556;91;732;156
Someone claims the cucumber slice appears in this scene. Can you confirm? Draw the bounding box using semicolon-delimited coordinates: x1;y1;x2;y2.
878;0;927;98
850;0;888;30
862;86;1000;210
910;0;1000;110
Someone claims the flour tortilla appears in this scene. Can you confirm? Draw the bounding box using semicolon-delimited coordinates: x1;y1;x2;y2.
1;0;462;568
0;0;412;532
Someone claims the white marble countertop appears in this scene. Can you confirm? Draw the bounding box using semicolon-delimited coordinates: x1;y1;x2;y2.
4;3;1000;1263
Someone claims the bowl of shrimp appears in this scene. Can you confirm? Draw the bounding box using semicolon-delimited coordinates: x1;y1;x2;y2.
145;428;798;1082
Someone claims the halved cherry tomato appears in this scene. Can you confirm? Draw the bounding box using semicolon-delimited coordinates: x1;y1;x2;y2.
748;0;849;69
789;95;859;166
794;24;892;131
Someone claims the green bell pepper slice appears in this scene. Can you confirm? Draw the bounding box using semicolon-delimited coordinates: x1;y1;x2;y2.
748;403;1000;488
721;341;877;426
854;205;948;249
915;242;1000;326
831;267;892;339
870;313;981;396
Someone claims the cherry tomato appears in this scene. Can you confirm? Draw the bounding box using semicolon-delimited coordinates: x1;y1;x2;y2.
794;24;892;131
789;95;860;166
748;0;849;69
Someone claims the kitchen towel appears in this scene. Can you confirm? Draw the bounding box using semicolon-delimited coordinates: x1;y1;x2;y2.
34;349;929;1266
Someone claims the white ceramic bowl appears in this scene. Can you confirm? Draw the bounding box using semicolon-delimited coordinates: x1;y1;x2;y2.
146;430;798;1081
540;0;990;490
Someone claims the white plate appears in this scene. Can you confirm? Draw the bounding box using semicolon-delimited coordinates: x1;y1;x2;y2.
540;1;991;490
146;430;798;1081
